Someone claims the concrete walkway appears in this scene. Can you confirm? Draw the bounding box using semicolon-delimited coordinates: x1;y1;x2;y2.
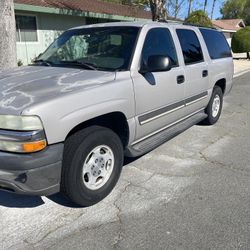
234;59;250;77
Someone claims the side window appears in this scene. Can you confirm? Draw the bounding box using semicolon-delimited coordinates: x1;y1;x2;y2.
141;28;178;67
199;28;232;59
16;15;38;42
176;29;203;65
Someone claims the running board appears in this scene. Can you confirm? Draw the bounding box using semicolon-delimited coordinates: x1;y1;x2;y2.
125;111;207;157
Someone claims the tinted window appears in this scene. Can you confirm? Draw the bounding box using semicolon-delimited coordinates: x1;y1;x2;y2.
37;27;139;71
176;29;203;65
142;28;178;67
200;28;232;59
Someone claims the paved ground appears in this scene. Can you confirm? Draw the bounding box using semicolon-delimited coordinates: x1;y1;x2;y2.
0;72;250;250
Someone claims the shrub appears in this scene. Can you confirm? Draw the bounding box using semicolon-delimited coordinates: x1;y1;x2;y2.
17;60;23;67
232;26;250;59
185;10;213;28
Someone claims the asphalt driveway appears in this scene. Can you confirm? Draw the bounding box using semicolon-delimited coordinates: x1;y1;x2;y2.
0;72;250;250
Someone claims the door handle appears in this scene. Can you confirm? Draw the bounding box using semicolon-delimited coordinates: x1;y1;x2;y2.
202;70;208;77
177;75;185;84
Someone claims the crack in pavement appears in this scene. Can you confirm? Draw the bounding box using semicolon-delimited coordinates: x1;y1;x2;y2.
25;211;87;248
112;182;131;250
199;151;250;176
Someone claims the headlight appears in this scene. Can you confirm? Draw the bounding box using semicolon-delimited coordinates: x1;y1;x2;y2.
0;139;47;153
0;115;47;153
0;115;43;131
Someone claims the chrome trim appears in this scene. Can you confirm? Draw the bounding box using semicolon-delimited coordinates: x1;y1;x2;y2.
138;91;208;125
0;129;45;142
186;95;208;106
132;108;205;146
140;104;185;125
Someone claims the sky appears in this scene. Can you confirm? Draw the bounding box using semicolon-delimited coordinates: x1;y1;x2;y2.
179;0;224;20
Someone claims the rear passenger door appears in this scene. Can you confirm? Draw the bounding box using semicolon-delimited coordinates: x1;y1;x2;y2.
175;28;210;113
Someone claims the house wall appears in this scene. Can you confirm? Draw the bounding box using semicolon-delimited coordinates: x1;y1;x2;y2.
16;11;86;64
222;31;233;46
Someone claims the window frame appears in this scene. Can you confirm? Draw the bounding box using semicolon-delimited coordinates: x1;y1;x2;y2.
199;28;232;60
15;13;39;44
140;27;179;69
176;28;204;66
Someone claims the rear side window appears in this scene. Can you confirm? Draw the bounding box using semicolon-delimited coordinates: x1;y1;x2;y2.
142;28;178;67
199;28;232;59
176;29;203;65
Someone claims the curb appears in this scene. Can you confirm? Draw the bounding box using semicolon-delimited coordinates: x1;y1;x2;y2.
234;69;250;78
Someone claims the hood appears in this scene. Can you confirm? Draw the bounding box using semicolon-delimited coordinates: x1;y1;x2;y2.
0;66;116;115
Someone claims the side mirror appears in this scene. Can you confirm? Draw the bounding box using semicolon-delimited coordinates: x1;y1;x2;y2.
139;55;172;74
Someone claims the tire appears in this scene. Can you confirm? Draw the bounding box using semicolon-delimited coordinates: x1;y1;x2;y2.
61;126;124;207
203;86;223;125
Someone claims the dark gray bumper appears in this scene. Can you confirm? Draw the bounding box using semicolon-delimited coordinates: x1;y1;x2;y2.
0;143;64;196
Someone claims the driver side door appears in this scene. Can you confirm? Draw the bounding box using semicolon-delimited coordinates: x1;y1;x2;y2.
131;27;186;140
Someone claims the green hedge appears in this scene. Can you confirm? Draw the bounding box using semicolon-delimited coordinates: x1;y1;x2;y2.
185;10;213;28
232;26;250;53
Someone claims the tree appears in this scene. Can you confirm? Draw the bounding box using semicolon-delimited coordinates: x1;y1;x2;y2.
171;0;186;19
231;26;250;59
147;0;167;20
221;0;250;25
185;10;213;27
211;0;216;19
0;0;16;70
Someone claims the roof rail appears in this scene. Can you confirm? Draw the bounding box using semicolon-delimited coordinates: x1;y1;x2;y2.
157;19;168;23
183;22;217;30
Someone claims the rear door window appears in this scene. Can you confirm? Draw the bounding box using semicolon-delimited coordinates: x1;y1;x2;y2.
199;28;232;59
176;29;204;65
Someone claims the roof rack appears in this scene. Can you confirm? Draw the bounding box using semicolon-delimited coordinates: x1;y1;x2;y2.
157;19;168;23
183;22;217;30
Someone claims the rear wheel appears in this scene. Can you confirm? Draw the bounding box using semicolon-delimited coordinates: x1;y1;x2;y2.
203;86;223;125
61;126;124;207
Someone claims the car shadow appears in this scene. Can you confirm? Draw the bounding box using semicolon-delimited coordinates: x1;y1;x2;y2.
0;190;84;208
0;190;45;208
0;156;143;209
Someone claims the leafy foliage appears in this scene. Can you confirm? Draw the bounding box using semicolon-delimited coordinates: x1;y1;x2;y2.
185;10;213;27
231;26;250;57
221;0;250;25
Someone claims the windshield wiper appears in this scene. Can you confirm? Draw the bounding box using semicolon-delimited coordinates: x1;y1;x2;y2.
32;59;53;66
59;60;98;70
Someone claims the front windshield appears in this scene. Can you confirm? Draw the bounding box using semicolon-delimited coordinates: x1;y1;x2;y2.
36;26;140;71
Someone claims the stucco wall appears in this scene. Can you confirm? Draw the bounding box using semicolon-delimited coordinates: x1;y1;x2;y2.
16;11;86;64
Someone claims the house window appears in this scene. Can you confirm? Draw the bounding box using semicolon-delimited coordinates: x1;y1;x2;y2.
16;15;38;42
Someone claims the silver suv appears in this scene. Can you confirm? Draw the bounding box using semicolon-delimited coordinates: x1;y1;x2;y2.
0;22;233;206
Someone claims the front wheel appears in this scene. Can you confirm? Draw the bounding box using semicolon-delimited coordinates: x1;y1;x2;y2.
61;126;124;207
203;86;223;125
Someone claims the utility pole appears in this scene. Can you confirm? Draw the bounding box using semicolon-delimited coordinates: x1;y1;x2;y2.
188;0;192;16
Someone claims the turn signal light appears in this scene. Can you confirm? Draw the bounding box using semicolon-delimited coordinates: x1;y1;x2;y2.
22;140;47;153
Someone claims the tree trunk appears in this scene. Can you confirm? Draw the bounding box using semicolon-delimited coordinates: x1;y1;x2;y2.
0;0;16;71
204;0;208;13
247;52;250;60
211;0;216;19
149;0;168;21
188;0;193;16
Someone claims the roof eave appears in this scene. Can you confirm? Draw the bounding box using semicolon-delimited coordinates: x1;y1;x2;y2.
14;3;149;21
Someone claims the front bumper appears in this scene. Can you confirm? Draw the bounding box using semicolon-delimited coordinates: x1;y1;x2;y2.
0;143;64;196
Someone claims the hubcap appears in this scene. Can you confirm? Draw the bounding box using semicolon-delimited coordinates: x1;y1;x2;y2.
212;94;221;118
82;145;114;190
